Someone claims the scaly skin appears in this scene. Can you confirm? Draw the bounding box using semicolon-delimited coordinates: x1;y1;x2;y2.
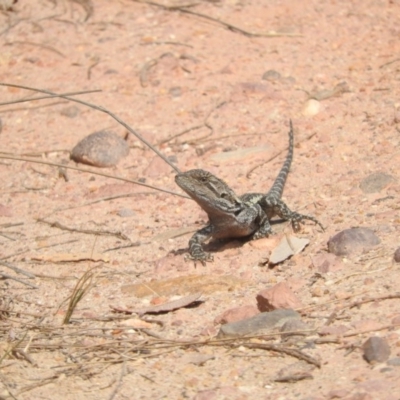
175;121;323;264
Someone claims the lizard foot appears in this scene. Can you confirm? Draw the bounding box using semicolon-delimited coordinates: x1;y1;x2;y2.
184;252;214;266
291;213;324;232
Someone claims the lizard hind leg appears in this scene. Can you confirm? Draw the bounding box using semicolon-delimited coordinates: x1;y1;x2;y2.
263;198;324;233
289;211;325;232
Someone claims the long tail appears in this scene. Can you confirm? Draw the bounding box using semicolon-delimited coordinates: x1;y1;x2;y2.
265;120;294;199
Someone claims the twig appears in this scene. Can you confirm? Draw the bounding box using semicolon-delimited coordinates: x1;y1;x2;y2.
342;323;400;338
132;0;302;38
242;343;321;368
324;292;400;326
142;40;193;48
348;293;400;309
0;261;36;278
70;0;94;22
0;83;181;173
0;222;24;229
140;58;159;87
157;124;203;146
0;272;38;289
13;349;37;366
37;219;128;240
5;41;66;57
87;59;100;80
36;239;79;250
108;361;127;400
0;89;101;107
379;57;400;68
246;131;318;178
0;153;187;198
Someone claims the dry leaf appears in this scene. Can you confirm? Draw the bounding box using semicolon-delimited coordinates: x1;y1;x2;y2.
269;235;309;264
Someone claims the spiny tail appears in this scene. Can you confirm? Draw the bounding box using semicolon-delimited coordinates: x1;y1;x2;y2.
266;120;294;200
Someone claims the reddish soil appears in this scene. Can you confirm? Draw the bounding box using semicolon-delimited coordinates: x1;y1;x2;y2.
1;0;400;399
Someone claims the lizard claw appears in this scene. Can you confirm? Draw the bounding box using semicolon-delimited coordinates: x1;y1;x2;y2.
184;252;214;266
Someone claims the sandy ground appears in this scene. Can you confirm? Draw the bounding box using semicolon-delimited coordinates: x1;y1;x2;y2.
1;0;400;398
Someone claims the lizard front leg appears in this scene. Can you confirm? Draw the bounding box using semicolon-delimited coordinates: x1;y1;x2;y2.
250;204;273;240
187;224;214;265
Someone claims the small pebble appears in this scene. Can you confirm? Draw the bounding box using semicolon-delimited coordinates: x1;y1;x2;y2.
261;69;281;81
359;172;394;194
71;130;129;167
327;227;380;257
363;336;391;364
393;247;400;263
302;99;321;116
169;87;182;97
60;105;80;118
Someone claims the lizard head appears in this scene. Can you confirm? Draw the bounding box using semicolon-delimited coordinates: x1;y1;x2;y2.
175;169;242;215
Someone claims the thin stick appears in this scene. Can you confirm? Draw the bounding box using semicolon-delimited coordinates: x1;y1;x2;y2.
5;41;66;58
37;218;129;240
0;272;39;289
0;83;181;173
0;153;188;198
132;0;302;38
108;361;127;400
0;89;102;107
0;261;36;278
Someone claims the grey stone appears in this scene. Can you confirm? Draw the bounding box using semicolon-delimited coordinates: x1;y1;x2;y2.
359;172;394;194
328;227;380;257
71;130;129;168
218;309;300;338
363;336;391;364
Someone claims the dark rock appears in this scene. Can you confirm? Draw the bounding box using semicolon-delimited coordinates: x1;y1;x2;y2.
359;172;394;194
218;308;300;337
71;130;129;167
393;247;400;263
261;69;282;81
363;336;391;364
60;105;80;118
327;227;380;257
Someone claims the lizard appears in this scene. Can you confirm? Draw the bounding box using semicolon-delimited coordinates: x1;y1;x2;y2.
175;120;324;264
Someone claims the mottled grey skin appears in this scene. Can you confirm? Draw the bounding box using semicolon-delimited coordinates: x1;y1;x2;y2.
175;121;323;264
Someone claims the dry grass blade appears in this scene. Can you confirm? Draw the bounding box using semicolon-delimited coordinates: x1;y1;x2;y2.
0;82;181;173
62;267;97;324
